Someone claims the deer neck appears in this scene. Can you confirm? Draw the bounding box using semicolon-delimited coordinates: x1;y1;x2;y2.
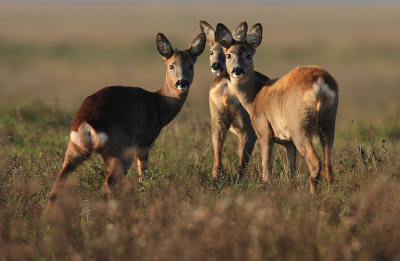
230;71;260;113
153;75;188;129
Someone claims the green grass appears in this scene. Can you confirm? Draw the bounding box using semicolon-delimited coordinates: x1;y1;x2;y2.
1;103;400;260
1;2;400;260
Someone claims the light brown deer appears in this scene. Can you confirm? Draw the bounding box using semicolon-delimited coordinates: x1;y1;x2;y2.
48;32;206;205
200;20;269;179
216;22;338;192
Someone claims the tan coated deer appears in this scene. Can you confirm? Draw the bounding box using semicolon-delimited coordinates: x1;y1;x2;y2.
216;22;338;192
200;20;269;179
48;32;206;205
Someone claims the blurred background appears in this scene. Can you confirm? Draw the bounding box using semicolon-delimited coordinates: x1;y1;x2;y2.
0;1;399;132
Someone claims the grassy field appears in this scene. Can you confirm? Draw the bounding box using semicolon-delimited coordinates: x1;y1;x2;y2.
1;2;400;260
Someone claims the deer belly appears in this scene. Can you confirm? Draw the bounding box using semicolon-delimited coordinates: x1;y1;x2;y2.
271;118;291;141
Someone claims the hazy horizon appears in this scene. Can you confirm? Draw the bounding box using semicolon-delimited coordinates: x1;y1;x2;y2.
1;0;400;3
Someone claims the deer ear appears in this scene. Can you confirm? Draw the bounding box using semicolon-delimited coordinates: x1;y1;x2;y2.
200;20;216;45
188;33;206;59
156;33;173;59
232;22;248;41
216;23;233;49
247;23;262;49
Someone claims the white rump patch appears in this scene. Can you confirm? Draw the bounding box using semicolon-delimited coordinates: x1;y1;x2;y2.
313;79;336;102
304;78;336;110
96;132;108;147
70;123;108;151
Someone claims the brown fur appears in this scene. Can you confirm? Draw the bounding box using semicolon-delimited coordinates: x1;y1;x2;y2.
48;33;206;207
284;66;338;92
201;21;269;178
216;22;338;192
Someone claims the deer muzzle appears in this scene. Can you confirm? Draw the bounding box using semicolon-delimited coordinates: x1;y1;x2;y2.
232;67;245;78
175;79;190;91
211;62;224;74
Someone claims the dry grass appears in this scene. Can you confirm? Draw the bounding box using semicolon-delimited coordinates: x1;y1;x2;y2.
1;2;400;260
1;105;400;260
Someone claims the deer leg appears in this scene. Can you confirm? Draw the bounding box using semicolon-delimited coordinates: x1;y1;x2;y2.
259;136;274;182
319;137;333;192
284;142;297;179
292;136;321;194
48;141;91;207
211;115;229;178
136;147;150;181
237;131;257;179
302;143;321;194
103;154;133;198
318;120;335;192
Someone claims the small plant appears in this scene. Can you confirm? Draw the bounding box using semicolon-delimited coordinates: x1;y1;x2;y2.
1;104;400;260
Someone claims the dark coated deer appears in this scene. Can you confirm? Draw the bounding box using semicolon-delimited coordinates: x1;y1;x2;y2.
48;32;206;206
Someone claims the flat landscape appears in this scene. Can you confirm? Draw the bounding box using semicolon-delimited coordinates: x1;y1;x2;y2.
0;2;400;260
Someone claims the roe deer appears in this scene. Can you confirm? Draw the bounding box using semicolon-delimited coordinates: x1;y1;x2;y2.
48;32;206;205
200;20;269;179
216;22;338;192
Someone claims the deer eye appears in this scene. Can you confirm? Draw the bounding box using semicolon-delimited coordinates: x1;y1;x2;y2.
189;64;194;70
227;54;231;59
210;51;214;55
169;65;174;70
246;54;252;60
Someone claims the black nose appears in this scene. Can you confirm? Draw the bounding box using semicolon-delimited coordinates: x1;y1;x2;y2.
211;62;223;72
232;67;245;76
175;79;190;89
